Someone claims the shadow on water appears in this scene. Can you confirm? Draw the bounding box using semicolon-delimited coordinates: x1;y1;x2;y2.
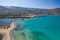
0;34;3;40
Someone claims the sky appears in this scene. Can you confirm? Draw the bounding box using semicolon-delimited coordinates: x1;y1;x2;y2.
0;0;60;9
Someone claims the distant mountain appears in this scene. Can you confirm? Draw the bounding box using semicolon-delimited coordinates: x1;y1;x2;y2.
0;6;60;15
6;6;46;14
0;6;20;14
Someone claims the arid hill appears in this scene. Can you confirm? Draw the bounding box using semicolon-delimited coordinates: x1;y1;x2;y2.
0;6;60;18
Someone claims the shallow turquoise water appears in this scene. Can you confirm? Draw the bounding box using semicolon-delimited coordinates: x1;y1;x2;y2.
15;16;60;40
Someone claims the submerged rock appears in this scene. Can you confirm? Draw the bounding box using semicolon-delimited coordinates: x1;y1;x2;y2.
12;30;38;40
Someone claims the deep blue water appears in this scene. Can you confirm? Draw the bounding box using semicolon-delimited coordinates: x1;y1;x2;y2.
0;16;60;40
0;19;15;26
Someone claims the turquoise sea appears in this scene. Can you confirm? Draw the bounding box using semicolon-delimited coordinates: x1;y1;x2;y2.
0;16;60;40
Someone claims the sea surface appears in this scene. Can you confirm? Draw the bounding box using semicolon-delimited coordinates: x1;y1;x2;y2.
0;16;60;40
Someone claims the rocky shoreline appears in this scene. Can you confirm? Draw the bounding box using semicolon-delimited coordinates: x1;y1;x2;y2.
0;22;16;40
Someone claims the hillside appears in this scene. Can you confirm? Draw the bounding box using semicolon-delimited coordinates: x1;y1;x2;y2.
0;6;60;15
0;6;60;18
